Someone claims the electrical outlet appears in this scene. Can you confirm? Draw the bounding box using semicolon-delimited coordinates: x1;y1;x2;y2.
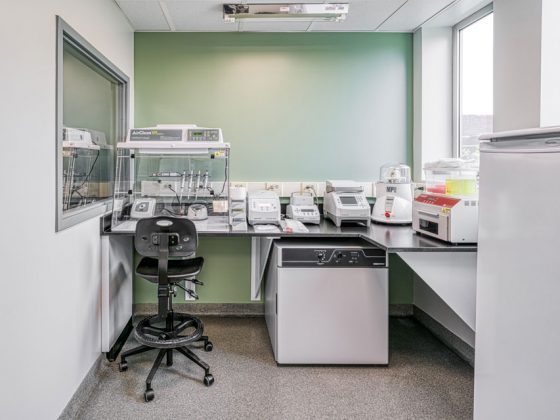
184;282;196;301
314;182;326;198
247;182;266;193
282;182;302;197
265;182;282;195
141;180;180;197
230;182;247;189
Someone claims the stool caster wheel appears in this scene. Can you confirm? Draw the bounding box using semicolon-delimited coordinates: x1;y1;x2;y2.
204;374;214;387
119;361;128;372
204;341;213;352
144;388;155;402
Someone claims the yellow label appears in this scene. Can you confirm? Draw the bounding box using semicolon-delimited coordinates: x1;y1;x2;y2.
441;208;451;214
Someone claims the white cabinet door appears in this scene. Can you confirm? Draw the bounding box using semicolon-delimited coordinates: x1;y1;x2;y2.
276;267;388;364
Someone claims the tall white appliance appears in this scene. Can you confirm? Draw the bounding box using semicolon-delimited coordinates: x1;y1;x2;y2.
475;127;560;419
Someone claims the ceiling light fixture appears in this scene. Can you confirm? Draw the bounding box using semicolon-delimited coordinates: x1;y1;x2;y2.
223;3;349;23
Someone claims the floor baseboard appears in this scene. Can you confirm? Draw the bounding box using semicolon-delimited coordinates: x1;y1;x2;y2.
134;302;265;317
134;303;414;317
58;355;103;420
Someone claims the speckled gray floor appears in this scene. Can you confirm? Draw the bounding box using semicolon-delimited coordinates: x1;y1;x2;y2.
75;317;473;419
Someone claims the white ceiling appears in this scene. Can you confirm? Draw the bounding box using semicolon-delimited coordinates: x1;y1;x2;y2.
114;0;489;32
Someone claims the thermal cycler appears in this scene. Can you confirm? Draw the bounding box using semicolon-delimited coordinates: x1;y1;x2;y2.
323;180;371;227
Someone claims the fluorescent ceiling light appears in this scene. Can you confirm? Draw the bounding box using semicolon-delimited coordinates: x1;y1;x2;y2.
223;3;349;23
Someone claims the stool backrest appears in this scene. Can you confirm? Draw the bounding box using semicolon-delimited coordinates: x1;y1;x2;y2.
135;216;198;258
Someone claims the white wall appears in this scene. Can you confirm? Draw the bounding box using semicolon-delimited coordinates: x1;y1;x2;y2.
0;1;133;418
540;0;560;127
493;0;542;131
412;27;453;180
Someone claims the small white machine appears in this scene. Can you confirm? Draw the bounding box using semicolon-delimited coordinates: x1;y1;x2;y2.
412;159;479;243
286;192;320;225
130;198;156;219
323;180;370;227
248;190;281;225
62;127;100;150
412;194;478;243
186;203;208;221
372;163;412;225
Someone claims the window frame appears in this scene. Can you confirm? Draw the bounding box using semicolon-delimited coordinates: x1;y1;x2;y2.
452;4;494;158
56;16;129;231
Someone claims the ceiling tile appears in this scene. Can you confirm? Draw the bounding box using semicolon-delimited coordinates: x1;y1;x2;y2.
378;0;457;32
165;0;238;31
116;0;170;31
310;0;407;32
117;0;457;32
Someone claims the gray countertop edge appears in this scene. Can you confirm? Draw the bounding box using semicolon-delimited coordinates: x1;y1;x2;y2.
101;217;477;253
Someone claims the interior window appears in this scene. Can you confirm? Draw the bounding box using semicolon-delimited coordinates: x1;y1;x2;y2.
456;10;493;160
56;17;128;231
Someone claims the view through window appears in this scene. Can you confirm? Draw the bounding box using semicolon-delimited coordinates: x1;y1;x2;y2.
457;11;493;160
57;17;128;230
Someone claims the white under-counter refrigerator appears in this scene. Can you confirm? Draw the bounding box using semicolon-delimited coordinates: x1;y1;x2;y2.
475;127;560;419
264;239;388;365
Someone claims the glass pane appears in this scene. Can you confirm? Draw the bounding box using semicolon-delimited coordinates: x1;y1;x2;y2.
111;147;230;233
62;41;119;212
459;13;493;160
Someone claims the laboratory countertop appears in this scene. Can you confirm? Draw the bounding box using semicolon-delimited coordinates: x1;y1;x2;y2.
102;216;477;253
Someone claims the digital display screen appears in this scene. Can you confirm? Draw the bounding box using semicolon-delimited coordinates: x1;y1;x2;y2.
340;196;358;205
192;132;203;136
301;209;314;213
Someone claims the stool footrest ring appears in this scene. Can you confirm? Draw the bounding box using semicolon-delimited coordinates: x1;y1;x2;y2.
134;313;204;349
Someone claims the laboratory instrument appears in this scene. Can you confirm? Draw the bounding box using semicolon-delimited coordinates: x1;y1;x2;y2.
130;198;156;219
62;127;113;211
247;190;281;226
127;124;223;146
372;163;412;224
111;125;230;233
187;203;208;221
63;127;96;149
323;180;371;227
264;239;388;364
286;192;320;224
412;159;478;243
475;128;560;420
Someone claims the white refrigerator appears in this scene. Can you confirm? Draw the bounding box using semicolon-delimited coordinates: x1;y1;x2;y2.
475;127;560;419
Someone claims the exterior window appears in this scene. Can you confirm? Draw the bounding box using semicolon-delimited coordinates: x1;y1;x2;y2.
454;7;493;160
56;17;128;231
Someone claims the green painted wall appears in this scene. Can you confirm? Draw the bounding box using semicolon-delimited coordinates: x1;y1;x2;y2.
135;237;252;303
134;32;414;304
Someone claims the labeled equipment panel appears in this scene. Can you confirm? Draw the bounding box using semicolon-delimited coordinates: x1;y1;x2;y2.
281;245;386;267
187;128;221;142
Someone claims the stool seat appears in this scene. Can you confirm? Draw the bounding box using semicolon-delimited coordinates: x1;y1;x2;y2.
136;256;204;282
